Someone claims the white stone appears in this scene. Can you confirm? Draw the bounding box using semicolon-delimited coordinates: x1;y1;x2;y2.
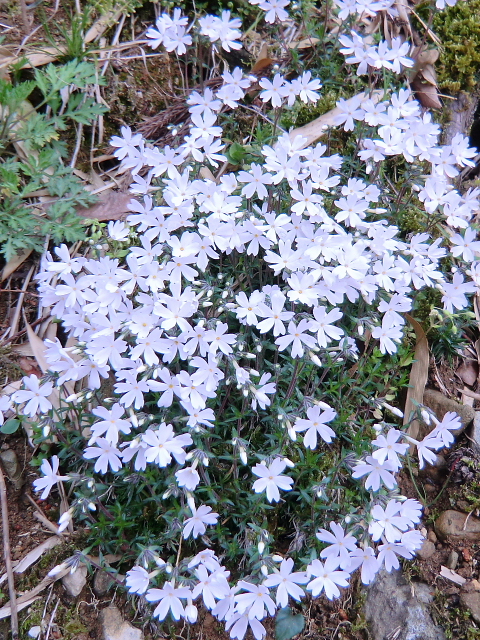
61;565;88;597
100;606;143;640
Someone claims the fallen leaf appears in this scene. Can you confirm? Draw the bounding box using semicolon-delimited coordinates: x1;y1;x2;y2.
14;537;63;574
18;357;42;377
11;344;34;357
288;37;320;49
457;388;480;401
404;315;429;442
409;48;439;80
199;167;216;182
1;249;32;281
26;322;48;373
251;57;274;76
420;64;438;87
85;9;124;43
456;360;479;386
289;91;383;149
411;78;442;110
77;191;134;221
440;566;467;586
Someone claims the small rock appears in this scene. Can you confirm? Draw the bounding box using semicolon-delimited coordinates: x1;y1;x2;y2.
471;412;480;454
461;580;480;593
423;389;475;438
61;565;87;597
364;569;445;640
94;570;116;597
456;500;471;513
446;550;459;570
417;540;436;560
100;606;143;640
0;449;23;490
435;510;480;542
28;627;41;639
460;591;480;624
427;530;437;543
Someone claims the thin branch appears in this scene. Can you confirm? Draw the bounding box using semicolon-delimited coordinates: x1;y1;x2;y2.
0;461;18;638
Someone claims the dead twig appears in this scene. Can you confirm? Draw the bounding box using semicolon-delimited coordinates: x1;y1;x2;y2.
0;460;18;638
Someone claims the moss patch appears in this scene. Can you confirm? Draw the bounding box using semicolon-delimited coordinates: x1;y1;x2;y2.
434;0;480;93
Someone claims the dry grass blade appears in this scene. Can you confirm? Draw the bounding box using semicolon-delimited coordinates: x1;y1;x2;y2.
0;463;18;635
403;314;429;442
0;565;70;620
14;537;63;574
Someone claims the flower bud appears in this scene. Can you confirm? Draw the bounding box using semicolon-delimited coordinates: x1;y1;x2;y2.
258;541;265;554
261;564;269;576
239;447;247;465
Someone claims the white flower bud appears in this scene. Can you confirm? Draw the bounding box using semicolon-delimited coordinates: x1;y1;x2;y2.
357;324;364;336
43;425;51;437
420;410;431;425
283;457;295;468
239;447;248;465
261;564;269;576
345;515;351;524
272;555;283;562
258;541;265;554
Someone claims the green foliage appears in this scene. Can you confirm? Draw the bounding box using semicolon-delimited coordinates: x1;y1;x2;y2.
0;419;20;434
433;0;480;93
275;607;305;640
0;59;107;260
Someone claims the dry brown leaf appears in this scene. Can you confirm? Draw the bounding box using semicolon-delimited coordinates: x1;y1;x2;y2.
199;167;216;182
456;360;479;386
77;191;133;221
288;37;320;49
457;388;480;401
26;322;48;373
404;314;429;442
0;47;66;70
1;249;32;282
420;64;438;87
85;9;124;43
14;537;63;574
251;57;274;76
411;78;442;110
11;343;34;357
289;91;383;149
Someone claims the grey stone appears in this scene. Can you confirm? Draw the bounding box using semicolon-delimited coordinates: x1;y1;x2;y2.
471;412;480;454
93;570;116;596
364;569;445;640
61;565;87;597
435;510;480;542
0;449;23;490
460;591;480;624
416;540;436;560
422;389;474;439
446;550;459;570
100;606;143;640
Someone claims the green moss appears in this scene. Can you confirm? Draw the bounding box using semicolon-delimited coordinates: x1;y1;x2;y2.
281;89;341;130
433;0;480;93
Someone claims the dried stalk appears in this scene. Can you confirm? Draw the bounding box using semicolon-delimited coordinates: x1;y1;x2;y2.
0;462;18;638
